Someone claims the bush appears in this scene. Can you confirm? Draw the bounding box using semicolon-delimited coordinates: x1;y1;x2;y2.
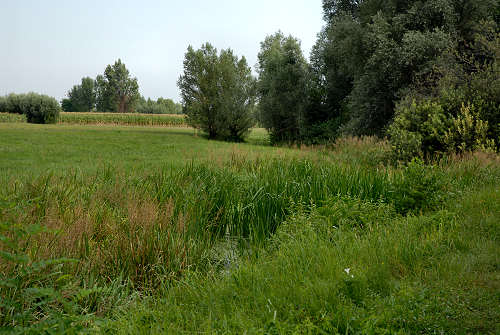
0;96;6;113
444;103;496;153
0;93;60;124
135;98;182;115
23;93;60;124
388;99;451;161
2;93;26;115
388;98;497;161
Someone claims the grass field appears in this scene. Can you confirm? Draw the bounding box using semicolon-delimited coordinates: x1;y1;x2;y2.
0;122;499;334
0;123;273;175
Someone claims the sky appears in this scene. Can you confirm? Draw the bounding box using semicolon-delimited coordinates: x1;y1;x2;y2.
0;0;325;102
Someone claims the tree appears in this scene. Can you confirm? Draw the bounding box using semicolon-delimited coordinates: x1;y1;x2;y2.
66;77;96;113
257;32;309;144
79;77;95;112
178;43;256;141
95;59;139;113
312;0;499;137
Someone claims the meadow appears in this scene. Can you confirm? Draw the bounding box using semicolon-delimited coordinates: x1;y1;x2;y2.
0;122;499;334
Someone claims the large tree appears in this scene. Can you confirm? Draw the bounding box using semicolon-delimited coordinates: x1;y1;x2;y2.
95;59;139;113
313;0;499;136
65;77;96;113
178;43;256;141
257;32;309;144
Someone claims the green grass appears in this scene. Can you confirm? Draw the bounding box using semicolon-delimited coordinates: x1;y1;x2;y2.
106;187;500;334
0;123;499;333
0;123;276;175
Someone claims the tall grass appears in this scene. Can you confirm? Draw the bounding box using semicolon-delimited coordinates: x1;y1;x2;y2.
108;187;500;333
1;135;499;332
0;157;452;293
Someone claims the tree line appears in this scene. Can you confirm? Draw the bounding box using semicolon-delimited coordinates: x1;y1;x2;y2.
2;0;498;159
179;0;500;159
62;59;182;114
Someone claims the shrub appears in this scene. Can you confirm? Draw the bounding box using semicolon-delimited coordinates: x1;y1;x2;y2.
388;99;451;161
0;96;6;113
23;93;60;124
0;93;60;124
389;98;497;161
3;93;26;115
136;98;183;115
444;103;496;153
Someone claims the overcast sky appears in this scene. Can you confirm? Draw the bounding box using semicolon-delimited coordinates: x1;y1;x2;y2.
0;0;324;102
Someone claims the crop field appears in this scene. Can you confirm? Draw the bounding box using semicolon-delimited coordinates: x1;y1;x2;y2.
0;122;499;334
0;112;187;127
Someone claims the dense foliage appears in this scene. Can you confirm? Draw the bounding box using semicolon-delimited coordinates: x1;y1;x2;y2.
389;27;500;159
62;77;96;113
256;32;309;144
0;93;60;124
310;0;498;138
95;59;140;113
62;60;140;114
178;43;256;141
250;0;500;157
136;97;183;114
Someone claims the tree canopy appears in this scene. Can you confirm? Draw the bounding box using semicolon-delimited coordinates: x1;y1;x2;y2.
178;43;256;141
308;0;500;138
257;32;309;144
62;77;96;113
95;59;140;113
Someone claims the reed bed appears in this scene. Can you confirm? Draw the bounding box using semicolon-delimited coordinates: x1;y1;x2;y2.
0;157;452;292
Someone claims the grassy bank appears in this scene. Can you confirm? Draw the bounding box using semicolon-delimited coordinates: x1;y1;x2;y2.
0;124;498;333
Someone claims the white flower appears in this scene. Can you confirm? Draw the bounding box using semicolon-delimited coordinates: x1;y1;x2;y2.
344;268;350;275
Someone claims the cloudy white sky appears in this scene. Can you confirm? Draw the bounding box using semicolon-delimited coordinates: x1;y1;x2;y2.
0;0;324;102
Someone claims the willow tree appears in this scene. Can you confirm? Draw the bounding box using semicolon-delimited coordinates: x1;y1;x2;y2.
178;43;256;141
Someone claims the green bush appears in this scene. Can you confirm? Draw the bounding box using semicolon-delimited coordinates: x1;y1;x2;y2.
3;94;26;115
23;93;60;124
0;93;60;124
444;103;496;153
136;98;182;114
0;96;6;113
389;98;497;161
388;99;451;161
